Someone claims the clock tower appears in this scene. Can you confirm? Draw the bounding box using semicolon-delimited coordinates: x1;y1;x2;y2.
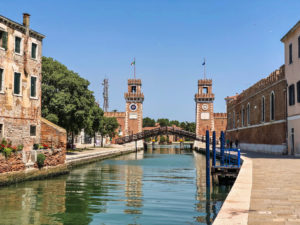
125;79;144;136
195;79;215;137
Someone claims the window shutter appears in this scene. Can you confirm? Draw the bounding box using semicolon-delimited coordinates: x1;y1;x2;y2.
31;76;36;97
0;69;3;91
3;32;8;50
14;73;20;95
297;81;300;103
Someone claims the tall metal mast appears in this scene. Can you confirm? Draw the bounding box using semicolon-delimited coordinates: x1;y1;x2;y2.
102;78;109;112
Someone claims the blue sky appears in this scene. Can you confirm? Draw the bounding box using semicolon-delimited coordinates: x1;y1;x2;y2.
1;0;299;121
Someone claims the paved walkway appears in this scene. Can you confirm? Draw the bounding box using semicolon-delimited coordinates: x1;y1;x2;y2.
66;144;138;165
245;151;300;225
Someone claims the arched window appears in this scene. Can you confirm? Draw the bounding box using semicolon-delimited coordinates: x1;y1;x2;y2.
233;111;235;128
247;103;250;125
241;106;244;127
270;91;275;121
261;96;265;122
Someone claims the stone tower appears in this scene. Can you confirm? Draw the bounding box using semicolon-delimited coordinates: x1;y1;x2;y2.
124;79;144;136
195;79;215;137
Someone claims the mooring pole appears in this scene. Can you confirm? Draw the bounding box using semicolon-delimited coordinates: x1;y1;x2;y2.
220;131;225;166
206;130;210;187
212;131;216;167
135;140;137;152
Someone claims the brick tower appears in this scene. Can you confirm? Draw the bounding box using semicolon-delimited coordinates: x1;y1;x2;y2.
124;79;144;136
195;79;215;137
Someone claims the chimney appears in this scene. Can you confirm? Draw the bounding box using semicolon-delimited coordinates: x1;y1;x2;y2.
23;13;30;28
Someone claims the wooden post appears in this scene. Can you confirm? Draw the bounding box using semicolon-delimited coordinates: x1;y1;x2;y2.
212;131;216;167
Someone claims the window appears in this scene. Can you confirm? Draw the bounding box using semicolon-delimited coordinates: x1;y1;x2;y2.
15;36;21;54
0;68;3;92
241;107;244;127
289;43;293;64
261;96;265;122
270;92;275;121
233;111;235;128
297;81;300;103
247;103;250;125
289;84;295;106
31;43;37;59
30;76;37;98
298;36;300;58
14;72;21;95
30;125;36;136
131;85;136;93
203;87;208;94
0;124;3;138
0;30;8;50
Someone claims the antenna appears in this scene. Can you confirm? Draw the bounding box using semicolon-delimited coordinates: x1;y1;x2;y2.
102;78;109;112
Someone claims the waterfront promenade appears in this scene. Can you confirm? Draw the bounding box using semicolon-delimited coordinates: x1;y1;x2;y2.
214;150;300;225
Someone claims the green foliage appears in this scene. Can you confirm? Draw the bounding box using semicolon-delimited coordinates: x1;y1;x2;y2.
99;117;119;139
3;148;12;158
41;57;101;140
1;138;7;146
179;121;196;133
17;144;23;151
143;117;156;127
157;118;170;127
33;143;39;150
37;154;46;169
170;120;180;127
159;135;166;144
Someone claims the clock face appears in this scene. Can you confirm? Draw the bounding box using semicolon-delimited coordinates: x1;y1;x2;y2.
130;103;137;111
202;104;208;111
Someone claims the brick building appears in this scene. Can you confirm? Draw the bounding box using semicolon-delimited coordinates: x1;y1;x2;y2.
0;13;66;152
226;66;287;154
281;21;300;155
104;78;144;143
194;79;227;139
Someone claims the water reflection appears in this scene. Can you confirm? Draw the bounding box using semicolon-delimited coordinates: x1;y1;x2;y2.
0;145;231;225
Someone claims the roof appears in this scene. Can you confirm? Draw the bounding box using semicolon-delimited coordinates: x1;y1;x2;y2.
0;15;45;40
281;20;300;42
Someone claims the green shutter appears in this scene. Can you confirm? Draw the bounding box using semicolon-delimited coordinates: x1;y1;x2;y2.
14;73;20;95
31;43;37;59
31;76;36;97
15;37;21;54
0;69;3;91
2;32;8;50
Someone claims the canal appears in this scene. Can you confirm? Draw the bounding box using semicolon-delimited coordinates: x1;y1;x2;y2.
0;146;231;225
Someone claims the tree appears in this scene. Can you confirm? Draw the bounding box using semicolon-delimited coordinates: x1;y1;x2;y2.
85;104;104;147
143;117;156;127
157;118;170;127
180;121;196;133
42;57;98;143
99;117;119;147
170;120;180;127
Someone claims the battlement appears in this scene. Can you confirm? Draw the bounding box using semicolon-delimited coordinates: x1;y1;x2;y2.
195;93;215;99
104;112;126;118
214;113;227;118
128;79;142;85
124;92;144;99
228;65;285;107
198;79;212;86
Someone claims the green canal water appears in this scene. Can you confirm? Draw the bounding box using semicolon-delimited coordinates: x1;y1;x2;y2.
0;146;231;225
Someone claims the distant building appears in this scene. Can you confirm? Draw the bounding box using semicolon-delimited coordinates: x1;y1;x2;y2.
194;79;227;139
281;21;300;155
225;66;287;154
104;78;144;144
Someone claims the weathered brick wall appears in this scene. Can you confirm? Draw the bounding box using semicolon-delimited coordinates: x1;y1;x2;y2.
214;113;227;138
34;149;65;168
0;15;44;151
0;153;25;173
226;66;287;150
104;112;126;144
40;118;67;151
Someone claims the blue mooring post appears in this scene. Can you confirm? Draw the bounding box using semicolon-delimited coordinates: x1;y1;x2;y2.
206;130;210;187
212;131;216;167
237;149;241;168
220;131;225;166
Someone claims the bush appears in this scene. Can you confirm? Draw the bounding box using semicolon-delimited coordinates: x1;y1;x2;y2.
3;148;12;158
33;144;39;150
37;154;46;169
17;144;24;151
1;138;7;146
